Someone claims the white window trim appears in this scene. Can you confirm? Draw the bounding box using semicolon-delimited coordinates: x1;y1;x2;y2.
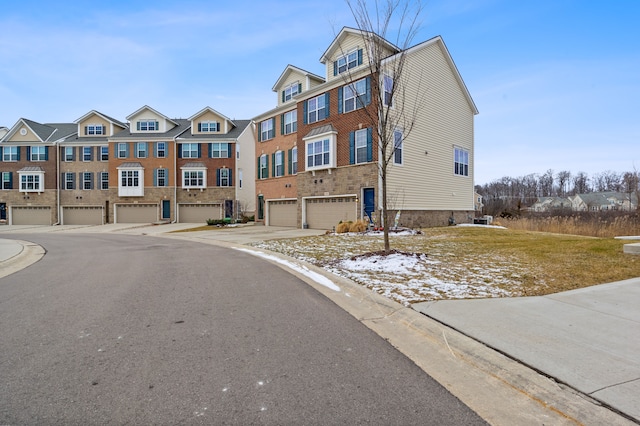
343;79;366;113
393;128;403;166
274;151;284;177
259;154;268;180
100;172;109;190
31;146;46;162
219;168;231;187
182;168;207;189
337;49;358;74
82;146;92;162
284;82;299;102
454;146;470;177
100;146;109;161
291;147;298;175
117;167;144;197
182;143;199;159
156;142;166;158
303;130;337;172
87;124;104;135
284;110;297;135
18;171;44;193
3;146;18;162
211;143;228;158
307;95;326;124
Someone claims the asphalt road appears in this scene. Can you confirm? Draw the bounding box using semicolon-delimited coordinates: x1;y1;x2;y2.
0;233;486;425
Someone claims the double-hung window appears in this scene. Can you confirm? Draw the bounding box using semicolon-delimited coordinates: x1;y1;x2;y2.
156;168;167;187
337;50;359;74
393;129;403;165
383;74;394;107
344;79;367;113
64;172;75;190
454;147;469;177
307;139;331;169
182;143;199;159
183;170;205;188
3;146;18;162
355;129;368;164
117;143;128;158
218;168;230;187
283;110;297;135
259;154;268;179
291;147;298;175
100;146;109;161
283;83;299;102
31;146;46;161
306;95;327;124
64;147;74;162
260;118;275;141
82;172;93;190
87;124;104;135
274;151;284;177
156;142;166;158
136;142;147;158
137;120;158;131
210;143;229;158
199;121;219;132
2;172;12;189
349;128;373;165
100;172;109;190
82;146;92;161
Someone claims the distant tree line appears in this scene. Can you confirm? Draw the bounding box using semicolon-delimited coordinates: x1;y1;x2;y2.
476;169;640;216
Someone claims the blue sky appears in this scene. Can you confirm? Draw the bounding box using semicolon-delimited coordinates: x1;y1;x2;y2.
0;0;638;184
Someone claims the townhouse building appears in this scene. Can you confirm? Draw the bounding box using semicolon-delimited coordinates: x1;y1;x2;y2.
0;106;254;225
254;27;478;230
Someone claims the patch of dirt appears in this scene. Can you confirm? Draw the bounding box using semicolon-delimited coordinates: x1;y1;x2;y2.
347;249;428;261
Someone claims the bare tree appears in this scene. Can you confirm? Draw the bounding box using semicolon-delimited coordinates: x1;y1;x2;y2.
556;170;571;197
343;0;424;252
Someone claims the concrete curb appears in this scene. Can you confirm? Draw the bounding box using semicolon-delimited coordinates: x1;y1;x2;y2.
0;240;46;279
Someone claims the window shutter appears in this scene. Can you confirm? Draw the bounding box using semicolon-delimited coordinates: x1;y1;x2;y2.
257;157;261;178
229;169;233;186
333;61;338;76
177;144;182;158
265;155;269;178
216;122;220;132
90;173;94;189
270;117;276;139
125;143;130;158
216;169;220;186
153;169;157;186
257;124;262;142
88;147;93;161
102;125;106;135
338;87;343;114
227;143;232;158
0;147;2;158
155;121;159;130
298;83;302;93
136;122;141;131
288;149;292;175
207;143;212;158
8;172;12;189
271;153;275;177
44;146;49;161
197;144;202;158
349;131;355;164
366;128;373;162
16;147;20;161
324;93;330;118
26;146;31;161
365;76;372;106
84;126;88;135
60;173;64;189
280;114;284;135
303;101;308;124
282;90;285;103
357;48;363;66
198;123;202;132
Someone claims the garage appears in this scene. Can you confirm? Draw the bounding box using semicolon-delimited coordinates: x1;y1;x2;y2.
267;199;297;227
115;204;158;223
178;203;222;223
304;196;356;230
62;206;103;225
11;206;51;225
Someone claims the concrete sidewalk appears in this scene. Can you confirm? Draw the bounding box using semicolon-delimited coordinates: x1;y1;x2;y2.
413;280;640;421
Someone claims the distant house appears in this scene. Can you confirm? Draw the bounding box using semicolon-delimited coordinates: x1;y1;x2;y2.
569;191;638;212
530;196;570;212
474;191;483;212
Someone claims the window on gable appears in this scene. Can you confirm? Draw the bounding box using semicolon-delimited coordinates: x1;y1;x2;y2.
31;146;46;161
393;129;403;165
337;49;359;74
87;124;104;135
2;172;12;190
210;143;229;158
3;146;18;162
283;82;300;102
200;121;220;132
183;169;205;188
306;95;327;124
454;147;469;177
83;146;92;161
182;143;199;159
260;118;275;141
283;110;297;135
138;120;158;131
383;74;394;107
274;151;284;177
100;146;109;161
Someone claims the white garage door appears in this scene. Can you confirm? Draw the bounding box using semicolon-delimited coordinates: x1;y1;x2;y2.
116;204;157;223
63;206;103;225
178;204;222;223
268;200;297;227
305;197;356;230
12;206;51;225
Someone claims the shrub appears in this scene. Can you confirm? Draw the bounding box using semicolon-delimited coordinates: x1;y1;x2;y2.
349;219;368;233
206;218;226;226
336;221;351;233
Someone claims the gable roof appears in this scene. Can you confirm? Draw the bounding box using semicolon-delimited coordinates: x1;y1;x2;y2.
2;118;77;143
126;105;179;127
320;26;399;64
188;106;234;125
177;119;252;141
110;118;191;140
74;110;127;128
272;65;325;92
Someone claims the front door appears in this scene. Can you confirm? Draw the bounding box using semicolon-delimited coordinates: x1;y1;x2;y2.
224;200;233;219
162;200;171;220
363;188;375;223
0;203;6;221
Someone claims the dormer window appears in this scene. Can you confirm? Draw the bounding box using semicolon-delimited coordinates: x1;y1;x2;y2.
283;83;300;102
86;124;105;135
137;120;158;131
198;121;220;132
334;48;363;76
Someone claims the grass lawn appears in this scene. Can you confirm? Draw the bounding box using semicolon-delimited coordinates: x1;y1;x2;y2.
251;226;640;305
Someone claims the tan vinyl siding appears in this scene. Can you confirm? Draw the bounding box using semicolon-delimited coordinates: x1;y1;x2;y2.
78;114;110;136
326;34;366;82
386;41;475;211
193;110;226;134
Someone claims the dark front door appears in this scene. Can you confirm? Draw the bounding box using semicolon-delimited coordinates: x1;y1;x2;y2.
162;200;171;220
363;188;375;223
0;203;6;221
224;200;233;219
